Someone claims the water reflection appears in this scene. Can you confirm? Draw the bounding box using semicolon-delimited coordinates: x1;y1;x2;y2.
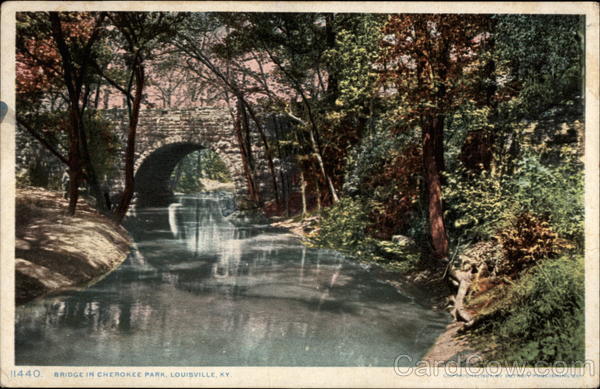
15;193;449;366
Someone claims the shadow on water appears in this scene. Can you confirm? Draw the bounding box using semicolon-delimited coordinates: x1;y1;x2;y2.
15;192;450;366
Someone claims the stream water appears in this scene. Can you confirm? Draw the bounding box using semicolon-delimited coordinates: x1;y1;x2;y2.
15;193;449;366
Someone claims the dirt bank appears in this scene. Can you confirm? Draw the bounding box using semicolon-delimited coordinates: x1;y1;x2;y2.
15;187;131;305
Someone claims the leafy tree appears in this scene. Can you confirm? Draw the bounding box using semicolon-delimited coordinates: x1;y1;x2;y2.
50;12;109;214
494;15;584;121
99;12;184;222
17;12;110;214
443;14;585;248
380;14;489;260
478;15;584;175
213;13;344;204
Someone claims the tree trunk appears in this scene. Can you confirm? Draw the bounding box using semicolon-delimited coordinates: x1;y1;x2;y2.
433;114;445;173
67;151;82;215
50;13;82;216
273;115;287;212
242;100;280;208
65;113;82;215
114;64;144;223
324;14;339;104
77;121;109;213
300;170;307;217
172;43;271;205
449;267;474;324
423;118;449;260
262;48;339;203
459;28;497;174
234;100;259;204
50;12;108;215
238;99;260;204
93;83;101;109
314;176;322;212
307;127;339;204
171;159;183;191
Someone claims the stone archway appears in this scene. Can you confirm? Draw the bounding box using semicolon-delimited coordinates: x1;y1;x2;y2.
134;140;241;207
100;107;271;207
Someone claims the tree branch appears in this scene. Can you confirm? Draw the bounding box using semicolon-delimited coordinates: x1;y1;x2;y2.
17;117;68;165
90;59;134;102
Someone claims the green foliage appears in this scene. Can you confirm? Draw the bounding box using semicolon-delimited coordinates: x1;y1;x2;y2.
440;14;585;252
324;14;384;113
343;120;402;196
494;15;584;120
171;153;204;194
482;255;584;365
342;120;421;238
444;103;494;172
198;148;232;182
313;197;375;256
313;196;422;272
510;151;584;248
83;112;121;182
170;149;232;194
443;147;583;251
443;168;511;242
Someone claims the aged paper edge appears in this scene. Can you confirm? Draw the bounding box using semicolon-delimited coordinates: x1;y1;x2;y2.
1;1;598;388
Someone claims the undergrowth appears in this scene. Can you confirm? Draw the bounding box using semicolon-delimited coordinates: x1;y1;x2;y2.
473;255;584;365
311;197;423;273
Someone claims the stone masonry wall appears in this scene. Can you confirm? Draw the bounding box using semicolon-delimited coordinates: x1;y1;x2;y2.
99;107;271;206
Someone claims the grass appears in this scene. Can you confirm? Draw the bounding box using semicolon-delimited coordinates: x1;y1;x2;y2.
468;255;584;365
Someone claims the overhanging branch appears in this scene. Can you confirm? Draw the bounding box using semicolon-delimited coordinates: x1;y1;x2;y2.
17;117;68;166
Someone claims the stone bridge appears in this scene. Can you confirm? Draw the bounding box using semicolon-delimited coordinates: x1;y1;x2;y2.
100;107;271;208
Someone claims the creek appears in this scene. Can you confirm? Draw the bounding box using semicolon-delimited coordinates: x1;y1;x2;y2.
15;193;449;366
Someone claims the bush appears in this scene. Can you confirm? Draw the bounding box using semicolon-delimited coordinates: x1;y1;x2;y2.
443;168;511;242
483;255;584;365
510;151;584;248
313;196;423;273
343;121;421;239
443;150;583;251
313;197;377;257
497;212;571;277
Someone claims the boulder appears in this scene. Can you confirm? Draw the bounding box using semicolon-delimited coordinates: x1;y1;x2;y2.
391;235;416;247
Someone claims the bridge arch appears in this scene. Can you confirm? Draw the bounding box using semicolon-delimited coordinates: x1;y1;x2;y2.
134;135;245;207
100;107;270;208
